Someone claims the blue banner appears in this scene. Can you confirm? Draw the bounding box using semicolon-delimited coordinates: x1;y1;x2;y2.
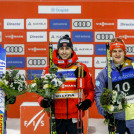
72;31;93;42
27;69;42;80
6;57;25;68
50;19;70;29
95;44;106;55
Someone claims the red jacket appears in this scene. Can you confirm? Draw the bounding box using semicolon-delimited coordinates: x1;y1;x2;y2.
38;50;94;119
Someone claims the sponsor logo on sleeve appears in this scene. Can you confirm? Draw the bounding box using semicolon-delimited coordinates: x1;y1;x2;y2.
4;19;24;29
78;57;92;67
72;19;92;29
72;31;93;42
49;32;71;42
26;19;47;29
73;44;93;55
50;19;70;29
27;32;47;42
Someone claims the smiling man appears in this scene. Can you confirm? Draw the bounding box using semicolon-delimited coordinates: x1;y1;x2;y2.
38;34;94;134
95;37;134;134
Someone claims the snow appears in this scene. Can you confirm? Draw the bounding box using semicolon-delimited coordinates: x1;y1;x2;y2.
6;118;109;134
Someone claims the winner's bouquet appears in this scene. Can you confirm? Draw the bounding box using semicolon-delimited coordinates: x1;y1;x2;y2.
100;88;127;113
28;65;66;99
0;67;27;108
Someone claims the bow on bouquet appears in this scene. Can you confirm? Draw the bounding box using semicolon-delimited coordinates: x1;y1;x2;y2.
0;66;27;109
28;65;66;111
100;89;127;114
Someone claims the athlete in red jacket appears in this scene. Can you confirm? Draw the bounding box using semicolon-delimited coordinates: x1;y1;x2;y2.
38;35;94;134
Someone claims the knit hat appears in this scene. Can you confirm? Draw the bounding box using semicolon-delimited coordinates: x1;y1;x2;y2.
109;37;126;55
57;35;73;50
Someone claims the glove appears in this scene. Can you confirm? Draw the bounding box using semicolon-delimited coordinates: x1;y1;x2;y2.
5;96;16;104
40;98;51;108
104;111;115;132
76;99;91;111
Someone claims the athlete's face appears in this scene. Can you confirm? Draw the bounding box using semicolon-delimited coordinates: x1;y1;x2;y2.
58;46;73;59
111;48;125;64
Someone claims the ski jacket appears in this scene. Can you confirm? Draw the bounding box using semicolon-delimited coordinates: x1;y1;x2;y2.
38;49;94;119
95;57;134;121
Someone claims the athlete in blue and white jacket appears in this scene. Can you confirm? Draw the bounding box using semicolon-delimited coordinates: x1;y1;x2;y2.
95;37;134;134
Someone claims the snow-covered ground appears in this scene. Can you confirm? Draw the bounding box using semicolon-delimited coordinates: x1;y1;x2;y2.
7;118;109;134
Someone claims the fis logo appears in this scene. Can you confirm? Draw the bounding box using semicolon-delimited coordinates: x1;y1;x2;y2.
24;110;45;131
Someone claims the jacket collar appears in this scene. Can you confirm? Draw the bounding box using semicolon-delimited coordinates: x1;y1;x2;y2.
52;49;78;68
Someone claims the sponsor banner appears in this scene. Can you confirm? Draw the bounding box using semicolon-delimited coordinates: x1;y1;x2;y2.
0;32;2;42
73;44;93;55
49;31;71;42
6;57;25;68
72;31;93;42
94;57;106;68
95;44;106;55
78;57;92;67
95;31;115;42
117;19;134;30
94;19;116;30
4;44;24;55
72;19;92;29
26;19;47;29
27;57;47;68
50;19;70;29
95;69;102;79
38;6;81;14
116;31;134;43
3;31;25;43
4;19;24;29
26;44;48;56
27;70;42;80
27;32;47;42
126;44;134;55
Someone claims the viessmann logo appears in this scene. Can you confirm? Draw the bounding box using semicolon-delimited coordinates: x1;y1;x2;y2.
96;22;114;27
119;34;134;39
5;34;24;39
24;110;45;131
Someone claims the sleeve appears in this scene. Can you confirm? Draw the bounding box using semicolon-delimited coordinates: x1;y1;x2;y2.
94;68;107;116
81;63;95;105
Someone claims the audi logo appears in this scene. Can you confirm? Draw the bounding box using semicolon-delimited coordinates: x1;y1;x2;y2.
73;21;91;27
5;46;23;53
126;46;134;53
96;34;114;40
28;59;46;65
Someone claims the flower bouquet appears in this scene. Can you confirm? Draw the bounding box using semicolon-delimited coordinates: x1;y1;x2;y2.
28;65;66;104
0;66;27;109
100;88;127;113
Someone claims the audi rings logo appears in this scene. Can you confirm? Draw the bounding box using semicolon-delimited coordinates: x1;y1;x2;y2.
5;46;23;53
126;45;134;55
96;34;114;40
27;57;47;67
28;59;46;65
73;21;91;27
95;32;115;42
